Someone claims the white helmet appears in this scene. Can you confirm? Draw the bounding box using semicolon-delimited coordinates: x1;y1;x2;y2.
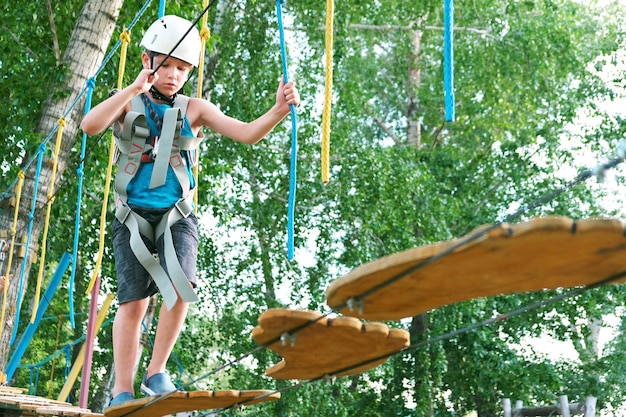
140;15;201;67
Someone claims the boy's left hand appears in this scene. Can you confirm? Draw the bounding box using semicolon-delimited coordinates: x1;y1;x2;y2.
277;78;300;112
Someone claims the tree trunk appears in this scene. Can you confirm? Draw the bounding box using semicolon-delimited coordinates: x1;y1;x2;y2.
0;0;124;376
407;21;424;148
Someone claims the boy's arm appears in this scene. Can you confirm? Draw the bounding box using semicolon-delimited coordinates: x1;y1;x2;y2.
81;69;158;136
191;79;300;145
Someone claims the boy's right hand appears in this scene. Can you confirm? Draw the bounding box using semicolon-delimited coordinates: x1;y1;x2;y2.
131;68;159;95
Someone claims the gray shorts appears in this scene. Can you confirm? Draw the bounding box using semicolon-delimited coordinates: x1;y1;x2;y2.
111;206;199;304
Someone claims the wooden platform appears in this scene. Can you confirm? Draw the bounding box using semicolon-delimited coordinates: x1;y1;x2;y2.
104;390;280;417
326;216;626;320
252;308;409;380
0;386;102;416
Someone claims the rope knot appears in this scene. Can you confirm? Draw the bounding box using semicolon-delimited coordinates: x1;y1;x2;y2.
120;29;131;43
86;77;96;90
200;27;211;41
58;117;66;128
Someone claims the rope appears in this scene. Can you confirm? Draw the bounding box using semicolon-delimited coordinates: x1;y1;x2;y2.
194;0;211;212
443;0;455;122
0;172;25;342
30;118;66;324
158;0;166;18
56;295;114;402
86;29;132;296
11;146;46;345
67;79;95;329
321;0;334;184
276;0;299;260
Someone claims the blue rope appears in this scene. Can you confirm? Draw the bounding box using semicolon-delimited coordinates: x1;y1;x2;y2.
276;0;298;260
67;77;96;329
444;0;455;122
158;0;166;18
11;145;46;345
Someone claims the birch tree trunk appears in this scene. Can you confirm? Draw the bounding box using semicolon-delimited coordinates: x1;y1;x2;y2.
0;0;124;377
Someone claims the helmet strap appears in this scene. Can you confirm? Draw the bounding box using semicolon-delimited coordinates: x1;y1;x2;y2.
149;86;177;106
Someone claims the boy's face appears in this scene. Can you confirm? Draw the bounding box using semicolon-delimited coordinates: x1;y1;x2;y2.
142;52;194;96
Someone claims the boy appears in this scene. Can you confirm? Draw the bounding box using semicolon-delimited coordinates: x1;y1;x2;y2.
81;15;300;407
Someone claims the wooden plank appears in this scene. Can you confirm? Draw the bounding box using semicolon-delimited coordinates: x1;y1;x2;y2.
0;388;103;417
252;308;409;380
326;216;626;320
104;390;280;417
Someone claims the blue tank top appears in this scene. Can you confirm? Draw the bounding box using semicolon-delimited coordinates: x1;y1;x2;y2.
126;98;196;209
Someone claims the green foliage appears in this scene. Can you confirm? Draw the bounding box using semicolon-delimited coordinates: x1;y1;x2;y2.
2;0;626;415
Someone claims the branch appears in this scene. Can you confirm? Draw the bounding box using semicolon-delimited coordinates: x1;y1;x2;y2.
45;0;62;65
0;25;38;58
347;23;494;38
363;105;402;147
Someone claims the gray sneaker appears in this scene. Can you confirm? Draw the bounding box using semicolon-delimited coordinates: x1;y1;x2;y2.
107;391;135;408
140;372;177;396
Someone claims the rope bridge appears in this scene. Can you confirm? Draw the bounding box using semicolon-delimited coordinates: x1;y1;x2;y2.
5;1;623;417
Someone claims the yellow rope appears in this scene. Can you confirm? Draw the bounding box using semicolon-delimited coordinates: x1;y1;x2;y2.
193;2;211;212
31;117;66;323
321;0;334;184
86;29;131;294
57;293;114;402
0;172;25;341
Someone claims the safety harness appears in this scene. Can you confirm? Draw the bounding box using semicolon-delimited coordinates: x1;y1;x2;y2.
113;93;203;310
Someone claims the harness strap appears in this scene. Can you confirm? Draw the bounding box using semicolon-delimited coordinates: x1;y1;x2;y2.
155;196;198;304
150;108;183;189
114;110;150;210
115;205;179;310
112;94;203;309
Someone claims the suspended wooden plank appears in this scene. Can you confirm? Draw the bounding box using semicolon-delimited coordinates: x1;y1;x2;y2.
326;216;626;321
252;308;409;380
104;390;280;417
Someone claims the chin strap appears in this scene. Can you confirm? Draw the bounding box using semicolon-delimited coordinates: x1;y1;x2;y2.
149;86;177;106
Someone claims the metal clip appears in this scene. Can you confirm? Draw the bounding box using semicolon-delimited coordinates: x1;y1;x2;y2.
150;135;160;159
280;332;296;347
346;297;364;316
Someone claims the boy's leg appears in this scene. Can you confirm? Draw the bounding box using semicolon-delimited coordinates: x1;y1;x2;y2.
146;297;189;378
112;298;150;397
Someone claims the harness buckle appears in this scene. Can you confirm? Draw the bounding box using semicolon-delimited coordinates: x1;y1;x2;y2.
115;204;132;224
174;197;193;219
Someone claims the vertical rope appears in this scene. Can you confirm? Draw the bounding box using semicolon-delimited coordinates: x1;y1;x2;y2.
11;145;46;345
158;0;166;18
86;30;131;295
56;293;114;402
276;0;298;260
194;0;211;212
68;78;96;329
78;275;100;408
30;118;66;324
0;172;25;341
443;0;455;122
321;0;334;184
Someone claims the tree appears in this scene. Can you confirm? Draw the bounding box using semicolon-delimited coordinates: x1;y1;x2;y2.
1;0;625;415
0;0;126;377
